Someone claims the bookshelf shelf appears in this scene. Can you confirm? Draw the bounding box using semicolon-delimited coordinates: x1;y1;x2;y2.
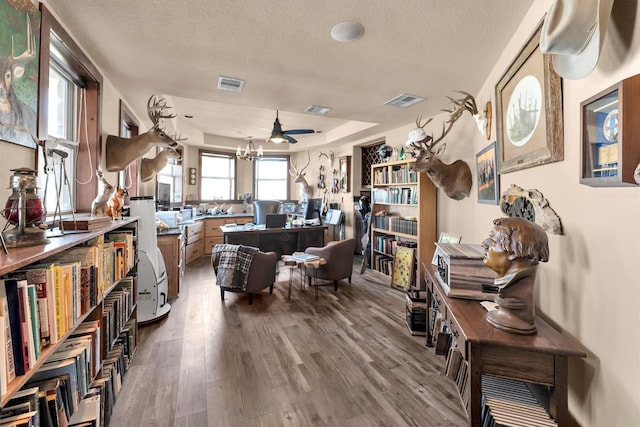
370;159;436;288
0;217;140;421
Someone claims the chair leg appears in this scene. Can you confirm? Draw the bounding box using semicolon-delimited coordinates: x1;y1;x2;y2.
269;283;274;294
220;287;225;300
248;293;254;305
307;276;312;287
334;280;338;291
348;275;352;284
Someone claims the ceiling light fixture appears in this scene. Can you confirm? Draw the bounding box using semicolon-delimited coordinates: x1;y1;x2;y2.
236;139;263;161
331;21;364;42
266;111;288;144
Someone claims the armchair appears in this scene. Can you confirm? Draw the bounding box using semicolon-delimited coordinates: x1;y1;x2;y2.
211;245;278;304
304;238;356;291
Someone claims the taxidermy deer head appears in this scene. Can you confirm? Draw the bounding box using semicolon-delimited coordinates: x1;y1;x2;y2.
139;147;183;182
289;151;313;201
406;91;476;200
105;95;180;172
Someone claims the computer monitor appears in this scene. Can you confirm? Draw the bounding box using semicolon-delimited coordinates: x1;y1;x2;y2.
302;198;323;224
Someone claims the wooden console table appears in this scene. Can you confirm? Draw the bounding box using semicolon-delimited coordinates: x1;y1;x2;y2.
423;262;585;426
220;224;326;257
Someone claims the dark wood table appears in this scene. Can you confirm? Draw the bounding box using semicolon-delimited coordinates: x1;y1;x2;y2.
423;262;586;427
220;224;326;257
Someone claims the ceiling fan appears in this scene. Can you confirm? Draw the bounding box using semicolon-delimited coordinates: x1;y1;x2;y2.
266;110;316;144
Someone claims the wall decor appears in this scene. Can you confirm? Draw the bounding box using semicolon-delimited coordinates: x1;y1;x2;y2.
188;167;196;185
580;74;640;187
500;184;562;235
339;155;351;192
391;246;415;291
476;141;499;205
0;2;41;149
495;20;563;174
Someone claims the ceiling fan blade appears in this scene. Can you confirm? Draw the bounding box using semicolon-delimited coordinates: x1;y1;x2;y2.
285;135;298;144
284;129;315;135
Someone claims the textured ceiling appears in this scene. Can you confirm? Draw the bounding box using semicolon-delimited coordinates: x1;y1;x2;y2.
44;0;533;151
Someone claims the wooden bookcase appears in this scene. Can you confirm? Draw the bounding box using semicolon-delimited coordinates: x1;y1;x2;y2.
0;217;139;411
370;159;436;289
423;262;586;426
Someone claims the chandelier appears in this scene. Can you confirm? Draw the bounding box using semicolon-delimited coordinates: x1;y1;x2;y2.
236;139;263;161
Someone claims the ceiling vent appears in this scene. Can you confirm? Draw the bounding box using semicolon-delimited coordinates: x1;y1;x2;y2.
304;105;332;115
217;76;245;93
383;93;425;108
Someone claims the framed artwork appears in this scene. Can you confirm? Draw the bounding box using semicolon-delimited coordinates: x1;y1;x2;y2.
339;155;351;192
476;141;499;204
495;20;563;174
391;246;415;291
431;232;461;265
0;2;41;149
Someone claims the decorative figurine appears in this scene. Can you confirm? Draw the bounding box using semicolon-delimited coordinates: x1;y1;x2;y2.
481;217;549;335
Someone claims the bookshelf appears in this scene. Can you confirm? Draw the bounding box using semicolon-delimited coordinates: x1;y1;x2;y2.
0;217;139;423
370;159;436;288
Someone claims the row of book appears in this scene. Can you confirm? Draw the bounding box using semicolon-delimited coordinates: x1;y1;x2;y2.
372;187;418;205
373;164;419;185
444;347;470;413
374;235;398;256
0;229;135;398
0;313;137;427
389;217;418;236
372;254;394;276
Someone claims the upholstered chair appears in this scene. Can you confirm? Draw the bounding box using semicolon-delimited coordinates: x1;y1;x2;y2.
304;238;356;291
211;246;278;304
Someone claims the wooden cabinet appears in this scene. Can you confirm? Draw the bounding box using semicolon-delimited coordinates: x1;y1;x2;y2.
184;221;204;264
0;218;139;411
370;159;436;288
204;216;252;255
157;231;184;299
423;263;586;426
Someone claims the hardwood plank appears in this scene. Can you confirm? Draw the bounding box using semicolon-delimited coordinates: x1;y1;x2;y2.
108;255;467;426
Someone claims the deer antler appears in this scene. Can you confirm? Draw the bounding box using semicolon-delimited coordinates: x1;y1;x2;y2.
429;91;478;149
10;16;36;64
147;95;177;129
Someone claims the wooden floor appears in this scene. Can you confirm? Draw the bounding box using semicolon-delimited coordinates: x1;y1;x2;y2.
109;256;467;427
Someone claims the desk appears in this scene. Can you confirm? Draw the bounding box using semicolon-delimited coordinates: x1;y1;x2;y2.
423;262;585;427
221;224;326;257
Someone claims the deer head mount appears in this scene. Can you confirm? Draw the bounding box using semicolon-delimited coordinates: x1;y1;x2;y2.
289;151;313;201
139;147;183;182
405;91;476;200
105;95;181;172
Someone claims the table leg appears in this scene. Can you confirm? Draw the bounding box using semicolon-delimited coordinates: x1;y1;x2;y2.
288;265;293;299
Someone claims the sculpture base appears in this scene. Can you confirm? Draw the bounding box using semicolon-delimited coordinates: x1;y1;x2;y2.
486;307;537;335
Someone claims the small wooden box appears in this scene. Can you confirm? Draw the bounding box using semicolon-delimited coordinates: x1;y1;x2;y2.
433;243;498;300
405;291;427;336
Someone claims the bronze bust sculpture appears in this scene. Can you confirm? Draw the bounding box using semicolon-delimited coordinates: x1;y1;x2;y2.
481;217;549;335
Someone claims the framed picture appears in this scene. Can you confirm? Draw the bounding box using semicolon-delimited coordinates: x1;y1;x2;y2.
495;20;563;174
431;232;461;265
0;2;41;149
391;246;415;291
339;155;351;192
476;141;499;204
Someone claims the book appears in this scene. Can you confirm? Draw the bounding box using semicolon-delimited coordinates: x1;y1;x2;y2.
68;395;100;427
289;253;320;262
61;215;112;231
2;279;27;376
27;358;80;416
17;280;37;369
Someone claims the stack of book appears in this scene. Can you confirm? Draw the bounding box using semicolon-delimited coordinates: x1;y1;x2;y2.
61;214;113;231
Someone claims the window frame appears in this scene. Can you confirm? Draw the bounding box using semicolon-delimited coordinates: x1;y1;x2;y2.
253;155;291;200
198;149;237;201
37;4;103;213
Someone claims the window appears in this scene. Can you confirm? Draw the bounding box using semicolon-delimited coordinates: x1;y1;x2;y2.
157;147;183;204
200;151;235;200
254;156;289;200
38;58;81;216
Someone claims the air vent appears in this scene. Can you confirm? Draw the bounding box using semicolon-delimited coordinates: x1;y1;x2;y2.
383;93;425;108
217;76;245;93
304;105;332;115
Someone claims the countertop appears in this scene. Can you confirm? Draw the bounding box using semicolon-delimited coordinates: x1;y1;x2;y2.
156;212;254;235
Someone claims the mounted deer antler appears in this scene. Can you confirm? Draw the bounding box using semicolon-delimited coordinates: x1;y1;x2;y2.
405;91;476;200
289;151;313;201
104;95;180;172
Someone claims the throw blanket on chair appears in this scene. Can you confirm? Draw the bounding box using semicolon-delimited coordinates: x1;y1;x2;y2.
213;244;258;291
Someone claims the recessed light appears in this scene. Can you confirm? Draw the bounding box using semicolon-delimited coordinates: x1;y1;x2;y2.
331;22;364;42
